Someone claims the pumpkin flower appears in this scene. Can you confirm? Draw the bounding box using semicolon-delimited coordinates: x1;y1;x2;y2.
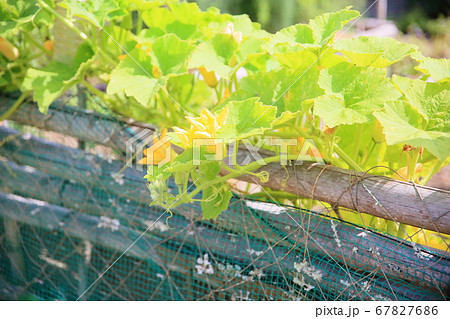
43;40;54;52
199;66;218;88
173;108;229;155
139;129;177;165
323;123;336;135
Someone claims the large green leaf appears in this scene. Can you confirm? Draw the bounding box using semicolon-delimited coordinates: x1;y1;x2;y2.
165;20;199;40
240;61;322;116
313;62;401;127
334;36;417;67
188;33;239;79
399;79;450;133
273;48;318;70
151;34;195;76
235;37;269;65
107;47;164;106
275;24;316;48
21;62;77;112
141;4;175;30
224;98;276;138
240;67;292;110
374;101;450;160
276;50;323;113
59;0;127;26
309;7;359;46
275;8;359;48
22;42;94;112
412;52;450;82
0;0;53;35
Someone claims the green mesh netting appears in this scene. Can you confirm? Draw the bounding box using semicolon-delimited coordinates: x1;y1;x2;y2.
0;97;449;301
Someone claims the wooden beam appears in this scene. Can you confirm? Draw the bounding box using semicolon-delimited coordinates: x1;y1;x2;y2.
0;96;149;154
231;150;450;235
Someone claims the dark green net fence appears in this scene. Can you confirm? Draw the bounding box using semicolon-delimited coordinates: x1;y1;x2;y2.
0;94;449;301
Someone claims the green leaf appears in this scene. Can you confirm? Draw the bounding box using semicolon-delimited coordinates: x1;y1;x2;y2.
137;28;165;42
274;8;359;48
240;62;322;116
151;34;195;76
274;48;317;70
141;4;175;30
392;74;413;92
241;52;279;73
314;95;372;127
59;0;127;26
334;36;417;67
21;42;94;112
399;79;450;133
313;62;401;127
107;47;164;106
412;52;450;82
0;0;53;35
309;7;360;46
198;161;232;220
374;101;450;160
224;98;277;138
188;33;238;79
144;162;171;182
276;24;316;47
271;110;301;127
201;184;233;220
240;67;292;110
21;62;76;112
166;20;198;40
230;14;269;38
166;148;195;173
236;37;268;65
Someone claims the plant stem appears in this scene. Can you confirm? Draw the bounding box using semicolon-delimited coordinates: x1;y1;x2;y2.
23;32;52;56
136;11;143;35
361;140;376;167
334;145;364;172
187;154;301;200
420;159;444;185
352;123;363;160
0;91;30;121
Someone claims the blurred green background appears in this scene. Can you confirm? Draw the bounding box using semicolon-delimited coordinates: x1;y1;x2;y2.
190;0;450;57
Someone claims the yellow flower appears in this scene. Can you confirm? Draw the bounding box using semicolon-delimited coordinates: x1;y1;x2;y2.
174;108;229;154
139;129;177;165
199;67;218;88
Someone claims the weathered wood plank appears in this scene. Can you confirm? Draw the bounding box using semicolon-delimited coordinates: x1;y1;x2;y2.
230;152;450;235
0;96;145;154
